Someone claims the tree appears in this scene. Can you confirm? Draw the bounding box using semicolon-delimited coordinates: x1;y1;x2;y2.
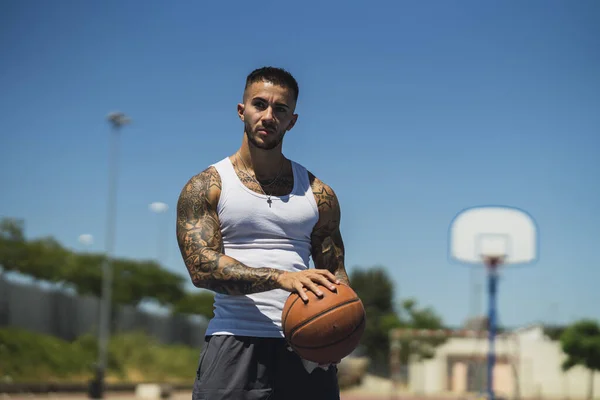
350;266;399;369
544;324;567;341
0;218;25;242
349;266;445;373
0;218;70;282
350;265;395;314
0;218;26;275
18;237;70;283
61;252;105;295
560;319;600;400
0;217;187;308
66;254;186;307
126;259;186;306
173;291;215;319
396;298;446;362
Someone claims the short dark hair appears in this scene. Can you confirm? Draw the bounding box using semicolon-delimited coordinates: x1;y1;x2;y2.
244;66;299;102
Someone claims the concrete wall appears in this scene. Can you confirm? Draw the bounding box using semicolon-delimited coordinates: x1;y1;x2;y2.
516;330;599;399
0;276;208;348
407;326;600;399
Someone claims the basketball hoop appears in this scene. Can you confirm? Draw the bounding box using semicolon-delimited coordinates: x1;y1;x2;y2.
449;206;538;400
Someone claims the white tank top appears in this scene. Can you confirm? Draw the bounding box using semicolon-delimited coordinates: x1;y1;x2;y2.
204;156;319;337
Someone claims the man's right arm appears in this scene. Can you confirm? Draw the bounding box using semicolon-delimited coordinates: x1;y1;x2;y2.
176;166;284;295
176;166;339;299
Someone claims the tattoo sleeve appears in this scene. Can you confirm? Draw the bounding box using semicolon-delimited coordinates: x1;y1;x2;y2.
176;167;283;295
309;173;350;286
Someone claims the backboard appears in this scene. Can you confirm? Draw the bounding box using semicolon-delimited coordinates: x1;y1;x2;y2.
449;206;538;266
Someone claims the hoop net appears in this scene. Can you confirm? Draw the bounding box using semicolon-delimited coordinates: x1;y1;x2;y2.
482;255;505;272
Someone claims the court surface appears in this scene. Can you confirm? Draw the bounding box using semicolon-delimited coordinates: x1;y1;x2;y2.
0;393;461;400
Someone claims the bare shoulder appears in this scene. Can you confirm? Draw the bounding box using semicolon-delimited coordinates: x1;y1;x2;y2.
177;166;222;222
308;171;340;215
308;171;347;282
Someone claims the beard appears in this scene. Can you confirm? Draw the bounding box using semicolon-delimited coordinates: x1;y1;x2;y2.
245;121;286;150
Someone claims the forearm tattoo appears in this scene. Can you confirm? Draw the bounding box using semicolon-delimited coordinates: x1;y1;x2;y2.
176;167;283;295
309;173;350;285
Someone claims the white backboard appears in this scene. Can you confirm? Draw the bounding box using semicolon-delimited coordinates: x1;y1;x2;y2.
449;206;538;266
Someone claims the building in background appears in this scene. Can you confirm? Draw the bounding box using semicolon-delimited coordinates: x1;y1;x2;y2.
407;324;600;399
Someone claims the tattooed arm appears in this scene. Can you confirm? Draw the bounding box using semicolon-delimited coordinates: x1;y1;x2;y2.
176;166;285;295
309;173;350;286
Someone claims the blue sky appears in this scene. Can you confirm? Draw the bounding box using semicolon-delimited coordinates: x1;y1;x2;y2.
1;0;598;328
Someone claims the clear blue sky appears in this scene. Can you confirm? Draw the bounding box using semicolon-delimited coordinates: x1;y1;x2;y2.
1;0;598;328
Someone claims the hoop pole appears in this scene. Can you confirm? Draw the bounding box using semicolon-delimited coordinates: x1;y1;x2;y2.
486;260;500;400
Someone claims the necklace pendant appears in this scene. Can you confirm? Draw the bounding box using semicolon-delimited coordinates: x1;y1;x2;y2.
267;197;272;207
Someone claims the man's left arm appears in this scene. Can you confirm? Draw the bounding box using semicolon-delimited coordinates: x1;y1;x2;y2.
309;173;350;286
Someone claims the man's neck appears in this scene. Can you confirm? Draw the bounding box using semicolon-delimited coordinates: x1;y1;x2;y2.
237;140;285;181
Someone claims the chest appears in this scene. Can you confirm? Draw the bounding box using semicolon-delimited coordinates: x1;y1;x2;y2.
217;188;319;242
235;171;295;197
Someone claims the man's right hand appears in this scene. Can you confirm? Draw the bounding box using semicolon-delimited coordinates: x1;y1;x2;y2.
276;269;340;302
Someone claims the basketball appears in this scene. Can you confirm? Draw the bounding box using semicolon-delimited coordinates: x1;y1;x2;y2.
282;283;366;364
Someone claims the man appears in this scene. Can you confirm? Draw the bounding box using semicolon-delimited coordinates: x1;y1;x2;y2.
176;66;350;400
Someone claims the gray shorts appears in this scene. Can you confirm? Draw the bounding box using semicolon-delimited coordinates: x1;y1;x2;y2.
192;335;340;400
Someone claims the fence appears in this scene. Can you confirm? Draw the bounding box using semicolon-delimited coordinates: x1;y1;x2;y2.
0;276;208;348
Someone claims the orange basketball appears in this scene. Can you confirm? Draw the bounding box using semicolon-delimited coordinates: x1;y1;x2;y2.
282;283;366;364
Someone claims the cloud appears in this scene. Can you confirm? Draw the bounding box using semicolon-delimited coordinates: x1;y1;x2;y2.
149;202;169;213
78;234;94;246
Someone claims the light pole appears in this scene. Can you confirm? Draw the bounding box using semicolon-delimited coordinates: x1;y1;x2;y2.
89;112;130;399
148;202;169;264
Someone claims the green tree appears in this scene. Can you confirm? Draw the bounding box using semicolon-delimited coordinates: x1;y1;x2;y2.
396;298;446;363
0;218;25;242
61;252;105;295
173;291;215;319
543;324;567;341
0;217;187;308
127;259;186;306
349;266;445;373
350;266;399;368
560;319;600;400
0;218;69;282
0;218;26;275
350;265;395;314
65;254;186;307
18;237;70;283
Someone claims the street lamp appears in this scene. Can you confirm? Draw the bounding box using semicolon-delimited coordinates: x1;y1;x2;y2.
148;202;169;264
89;111;130;399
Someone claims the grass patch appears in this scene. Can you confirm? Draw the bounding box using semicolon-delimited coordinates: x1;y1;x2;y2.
0;328;200;384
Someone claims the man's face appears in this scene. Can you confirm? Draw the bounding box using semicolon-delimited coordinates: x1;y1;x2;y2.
238;80;298;150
